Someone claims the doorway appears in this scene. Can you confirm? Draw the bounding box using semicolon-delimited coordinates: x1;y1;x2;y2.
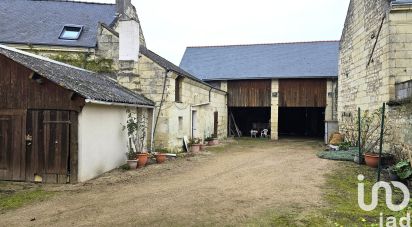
278;107;325;137
229;107;271;137
191;110;197;138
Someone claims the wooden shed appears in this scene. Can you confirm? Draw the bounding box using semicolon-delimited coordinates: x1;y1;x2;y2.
0;45;154;183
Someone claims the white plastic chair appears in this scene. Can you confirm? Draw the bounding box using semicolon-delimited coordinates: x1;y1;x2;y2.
261;129;269;138
250;130;258;138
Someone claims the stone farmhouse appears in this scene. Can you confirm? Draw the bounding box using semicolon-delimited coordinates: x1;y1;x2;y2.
180;42;339;141
0;0;228;151
0;44;154;183
339;0;412;158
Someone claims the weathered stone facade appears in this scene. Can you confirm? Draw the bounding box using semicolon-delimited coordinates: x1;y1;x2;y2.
339;0;412;157
119;55;227;151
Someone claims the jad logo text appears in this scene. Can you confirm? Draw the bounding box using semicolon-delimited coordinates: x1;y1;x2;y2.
358;174;411;226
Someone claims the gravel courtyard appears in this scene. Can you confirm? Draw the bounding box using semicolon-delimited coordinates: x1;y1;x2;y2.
1;138;333;226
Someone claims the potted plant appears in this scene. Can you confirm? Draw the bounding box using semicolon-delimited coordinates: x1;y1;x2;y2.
124;110;149;168
387;166;400;181
364;152;380;168
126;149;137;169
155;148;168;164
392;160;412;182
205;134;218;146
205;136;214;146
137;152;149;168
200;141;206;151
189;138;201;153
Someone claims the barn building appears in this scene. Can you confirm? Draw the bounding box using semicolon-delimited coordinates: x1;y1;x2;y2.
180;41;339;140
0;45;154;183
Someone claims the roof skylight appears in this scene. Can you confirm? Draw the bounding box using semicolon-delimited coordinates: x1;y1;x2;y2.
59;25;83;40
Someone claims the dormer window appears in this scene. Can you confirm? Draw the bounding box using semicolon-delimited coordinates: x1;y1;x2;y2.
59;25;83;40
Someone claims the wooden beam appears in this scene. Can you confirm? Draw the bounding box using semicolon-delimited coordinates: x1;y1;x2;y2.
69;111;78;183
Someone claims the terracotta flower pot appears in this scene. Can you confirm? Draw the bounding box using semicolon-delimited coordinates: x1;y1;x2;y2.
364;153;380;168
155;153;167;164
127;160;137;169
200;144;206;151
191;144;201;153
137;153;148;168
211;139;219;145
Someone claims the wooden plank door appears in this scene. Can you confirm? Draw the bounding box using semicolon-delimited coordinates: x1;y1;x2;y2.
0;111;25;181
26;110;71;183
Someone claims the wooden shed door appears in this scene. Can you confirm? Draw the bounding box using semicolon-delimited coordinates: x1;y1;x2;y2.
26;110;71;183
0;113;25;181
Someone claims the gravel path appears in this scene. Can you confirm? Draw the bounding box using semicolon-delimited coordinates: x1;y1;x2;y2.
1;138;332;227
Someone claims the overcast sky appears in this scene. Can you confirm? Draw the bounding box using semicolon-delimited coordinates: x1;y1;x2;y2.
81;0;350;64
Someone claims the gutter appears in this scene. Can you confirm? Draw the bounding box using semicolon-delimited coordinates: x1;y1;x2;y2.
391;2;412;11
85;99;155;109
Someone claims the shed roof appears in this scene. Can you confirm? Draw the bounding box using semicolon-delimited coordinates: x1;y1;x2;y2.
0;45;154;106
180;41;340;81
0;0;117;48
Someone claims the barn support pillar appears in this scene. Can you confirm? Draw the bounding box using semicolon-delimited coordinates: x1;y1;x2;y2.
270;79;279;140
325;79;333;121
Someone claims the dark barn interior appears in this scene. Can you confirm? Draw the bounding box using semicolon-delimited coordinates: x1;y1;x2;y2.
278;79;327;138
278;107;325;137
227;80;271;137
230;107;270;136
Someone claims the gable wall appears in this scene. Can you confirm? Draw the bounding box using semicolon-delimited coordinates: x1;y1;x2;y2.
339;0;391;114
0;55;85;111
339;0;412;157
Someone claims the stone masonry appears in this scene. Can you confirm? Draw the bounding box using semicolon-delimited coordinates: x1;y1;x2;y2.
339;0;412;157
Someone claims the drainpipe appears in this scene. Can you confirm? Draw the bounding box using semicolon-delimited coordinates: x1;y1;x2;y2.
150;108;155;153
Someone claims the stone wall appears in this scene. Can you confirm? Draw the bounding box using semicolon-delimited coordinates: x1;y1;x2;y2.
270;79;279;140
339;0;391;114
339;0;412;157
387;102;412;159
122;54;227;151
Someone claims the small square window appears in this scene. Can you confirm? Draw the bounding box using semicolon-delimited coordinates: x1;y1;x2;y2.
59;25;83;40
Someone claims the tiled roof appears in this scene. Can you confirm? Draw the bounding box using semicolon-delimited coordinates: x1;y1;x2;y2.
0;45;154;106
180;41;340;81
0;0;117;48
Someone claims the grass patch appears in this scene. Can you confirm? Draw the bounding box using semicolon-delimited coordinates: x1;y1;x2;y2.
244;162;408;226
0;188;54;213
